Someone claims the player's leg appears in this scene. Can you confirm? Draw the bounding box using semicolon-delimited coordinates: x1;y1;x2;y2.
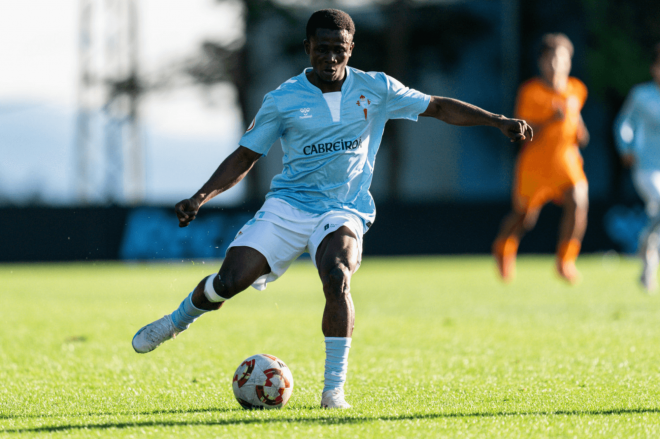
638;217;660;292
556;181;588;283
493;207;540;280
633;170;660;292
191;247;271;310
132;247;270;353
314;225;361;409
493;163;542;281
317;226;359;337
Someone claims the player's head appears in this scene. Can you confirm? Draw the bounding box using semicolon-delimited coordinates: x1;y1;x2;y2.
538;33;573;80
304;9;355;84
652;42;660;85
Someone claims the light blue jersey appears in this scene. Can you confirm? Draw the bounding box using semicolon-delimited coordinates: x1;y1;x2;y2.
239;67;431;228
614;81;660;171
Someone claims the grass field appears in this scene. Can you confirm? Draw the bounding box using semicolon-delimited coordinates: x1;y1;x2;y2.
1;255;660;438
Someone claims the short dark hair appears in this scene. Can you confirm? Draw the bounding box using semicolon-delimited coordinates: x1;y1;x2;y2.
539;33;574;58
306;9;355;41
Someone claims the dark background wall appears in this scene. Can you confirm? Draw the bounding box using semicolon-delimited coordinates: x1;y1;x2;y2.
0;201;641;262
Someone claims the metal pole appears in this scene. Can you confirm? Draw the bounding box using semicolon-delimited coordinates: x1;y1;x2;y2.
75;0;93;203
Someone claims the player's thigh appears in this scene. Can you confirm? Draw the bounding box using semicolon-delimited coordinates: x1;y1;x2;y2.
562;181;589;210
513;167;544;220
633;170;660;216
512;188;542;230
218;246;271;294
315;226;361;279
227;215;311;292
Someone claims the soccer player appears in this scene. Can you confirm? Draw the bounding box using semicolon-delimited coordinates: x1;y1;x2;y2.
614;43;660;292
492;33;589;284
132;9;532;408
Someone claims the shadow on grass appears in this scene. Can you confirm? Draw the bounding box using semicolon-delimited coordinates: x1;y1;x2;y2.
4;407;660;433
0;406;234;420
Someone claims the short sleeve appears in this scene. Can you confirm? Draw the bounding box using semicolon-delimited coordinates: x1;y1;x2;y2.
239;94;283;156
613;88;640;155
384;74;431;121
572;77;588;106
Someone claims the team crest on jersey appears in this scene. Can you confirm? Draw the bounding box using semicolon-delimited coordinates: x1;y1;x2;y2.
299;108;312;119
356;95;371;120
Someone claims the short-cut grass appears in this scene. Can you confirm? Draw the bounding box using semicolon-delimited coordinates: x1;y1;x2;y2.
1;255;659;438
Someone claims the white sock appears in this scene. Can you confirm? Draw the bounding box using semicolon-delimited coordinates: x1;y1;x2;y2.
323;337;351;393
170;292;207;331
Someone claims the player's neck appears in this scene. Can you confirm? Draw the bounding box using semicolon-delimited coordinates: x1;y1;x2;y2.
306;69;346;93
541;74;568;92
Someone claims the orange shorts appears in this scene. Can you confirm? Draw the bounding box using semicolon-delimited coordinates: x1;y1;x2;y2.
513;147;587;213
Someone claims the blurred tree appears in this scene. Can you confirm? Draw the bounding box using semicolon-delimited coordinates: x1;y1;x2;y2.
582;0;660;103
581;0;660;202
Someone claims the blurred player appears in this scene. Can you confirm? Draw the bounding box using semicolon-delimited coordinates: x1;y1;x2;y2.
614;43;660;292
493;33;589;284
131;9;532;408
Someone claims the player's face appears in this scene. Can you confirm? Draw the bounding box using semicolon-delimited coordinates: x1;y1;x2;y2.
539;46;572;80
651;58;660;86
304;29;354;83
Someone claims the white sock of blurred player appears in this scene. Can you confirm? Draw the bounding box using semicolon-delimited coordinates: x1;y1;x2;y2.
640;219;660;292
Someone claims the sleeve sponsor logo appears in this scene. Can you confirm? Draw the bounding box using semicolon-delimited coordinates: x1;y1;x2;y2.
302;137;363;156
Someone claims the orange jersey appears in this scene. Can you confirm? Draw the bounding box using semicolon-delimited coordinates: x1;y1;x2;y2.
513;77;588;211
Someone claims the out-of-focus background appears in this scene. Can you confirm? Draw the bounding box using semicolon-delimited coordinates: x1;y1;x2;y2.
2;0;659;262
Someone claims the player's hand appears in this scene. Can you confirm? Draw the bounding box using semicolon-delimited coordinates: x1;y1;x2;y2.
175;198;201;228
621;153;635;168
499;118;533;142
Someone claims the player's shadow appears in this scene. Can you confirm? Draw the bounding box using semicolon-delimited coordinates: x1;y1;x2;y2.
5;407;660;434
0;406;234;420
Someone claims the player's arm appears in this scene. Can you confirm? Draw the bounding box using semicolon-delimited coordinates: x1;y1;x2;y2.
420;96;533;142
614;89;639;168
175;146;262;228
577;113;589;148
621;153;635;168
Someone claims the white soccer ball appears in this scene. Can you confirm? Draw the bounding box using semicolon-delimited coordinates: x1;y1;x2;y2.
232;354;294;409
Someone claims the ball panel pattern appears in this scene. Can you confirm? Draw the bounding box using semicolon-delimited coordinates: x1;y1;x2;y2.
232;354;294;410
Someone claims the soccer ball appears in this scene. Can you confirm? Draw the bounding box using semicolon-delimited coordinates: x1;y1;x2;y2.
232;354;294;409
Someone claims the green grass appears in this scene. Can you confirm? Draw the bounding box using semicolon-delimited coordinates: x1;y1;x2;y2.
1;255;659;438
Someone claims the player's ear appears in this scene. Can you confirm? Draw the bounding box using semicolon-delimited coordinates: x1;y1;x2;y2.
303;39;311;55
348;41;355;57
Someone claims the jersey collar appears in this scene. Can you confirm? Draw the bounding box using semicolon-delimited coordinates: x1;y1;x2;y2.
301;67;353;94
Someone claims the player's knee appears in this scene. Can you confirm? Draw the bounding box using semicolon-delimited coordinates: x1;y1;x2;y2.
214;271;249;299
576;185;589;210
323;264;351;300
521;212;538;231
568;183;589;210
